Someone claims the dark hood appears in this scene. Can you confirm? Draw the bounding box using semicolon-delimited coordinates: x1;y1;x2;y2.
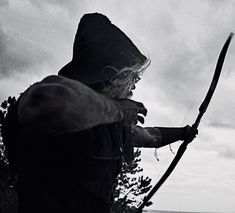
58;13;147;86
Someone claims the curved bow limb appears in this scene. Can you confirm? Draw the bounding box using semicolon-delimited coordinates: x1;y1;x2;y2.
137;32;234;213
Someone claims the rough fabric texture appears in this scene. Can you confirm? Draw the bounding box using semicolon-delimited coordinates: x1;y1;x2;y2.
3;99;125;213
58;13;147;86
17;75;124;134
16;158;121;213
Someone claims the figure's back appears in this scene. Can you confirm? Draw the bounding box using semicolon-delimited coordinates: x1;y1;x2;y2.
3;100;123;212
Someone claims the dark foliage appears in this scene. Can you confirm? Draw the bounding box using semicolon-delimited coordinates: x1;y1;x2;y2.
0;96;17;213
111;149;152;213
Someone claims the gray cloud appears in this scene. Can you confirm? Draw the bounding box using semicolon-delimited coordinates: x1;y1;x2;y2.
209;121;231;129
139;0;235;120
218;146;235;160
0;27;31;76
216;141;235;160
206;88;235;130
148;43;209;113
25;0;86;17
0;25;51;77
210;120;235;131
195;125;235;161
28;0;71;7
0;0;8;7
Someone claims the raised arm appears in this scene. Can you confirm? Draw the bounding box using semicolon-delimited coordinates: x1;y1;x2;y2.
17;75;146;134
131;126;162;148
131;125;197;148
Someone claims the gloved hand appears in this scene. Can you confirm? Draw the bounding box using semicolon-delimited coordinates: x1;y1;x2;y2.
183;125;198;143
116;99;147;126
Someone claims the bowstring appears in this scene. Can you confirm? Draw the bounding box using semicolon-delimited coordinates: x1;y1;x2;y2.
168;101;195;155
180;101;195;127
154;102;195;161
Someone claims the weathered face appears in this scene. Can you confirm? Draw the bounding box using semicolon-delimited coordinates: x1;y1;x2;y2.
97;58;150;99
123;75;140;98
101;73;140;99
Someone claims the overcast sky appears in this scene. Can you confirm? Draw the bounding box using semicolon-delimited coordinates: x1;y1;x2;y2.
0;0;235;212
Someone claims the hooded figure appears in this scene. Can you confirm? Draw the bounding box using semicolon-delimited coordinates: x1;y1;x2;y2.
2;13;197;213
59;13;147;87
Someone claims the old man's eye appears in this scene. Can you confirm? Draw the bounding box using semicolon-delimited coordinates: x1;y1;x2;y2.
135;77;141;83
